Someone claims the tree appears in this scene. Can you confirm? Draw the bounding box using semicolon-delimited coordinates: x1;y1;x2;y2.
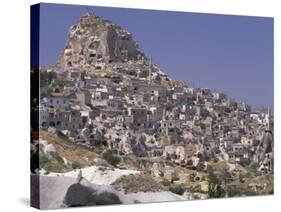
40;71;56;88
201;110;211;119
169;184;185;195
199;123;206;130
208;173;225;198
40;87;52;98
102;151;120;167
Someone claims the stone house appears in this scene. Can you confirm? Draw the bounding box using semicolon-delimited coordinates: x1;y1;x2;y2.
132;82;167;97
75;90;91;106
128;107;148;130
40;107;70;130
43;94;69;109
228;143;249;163
69;108;83;132
163;145;185;162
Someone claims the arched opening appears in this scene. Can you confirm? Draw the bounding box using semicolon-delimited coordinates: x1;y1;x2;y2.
186;160;193;166
49;122;55;127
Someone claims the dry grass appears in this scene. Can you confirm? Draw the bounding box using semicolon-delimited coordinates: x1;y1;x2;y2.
208;161;230;171
228;174;273;195
111;174;168;193
39;131;97;168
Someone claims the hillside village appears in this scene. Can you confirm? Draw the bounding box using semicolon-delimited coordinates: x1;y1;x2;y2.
33;12;273;205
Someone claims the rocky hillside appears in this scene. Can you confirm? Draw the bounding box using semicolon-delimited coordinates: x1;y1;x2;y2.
56;13;146;72
35;12;273;206
47;12;273;176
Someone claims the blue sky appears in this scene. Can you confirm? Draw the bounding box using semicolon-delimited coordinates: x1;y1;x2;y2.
38;3;273;109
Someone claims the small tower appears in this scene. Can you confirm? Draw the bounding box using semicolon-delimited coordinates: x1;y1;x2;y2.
266;105;272;132
148;56;152;84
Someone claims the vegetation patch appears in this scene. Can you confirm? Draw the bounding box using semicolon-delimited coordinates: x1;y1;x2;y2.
40;131;97;170
169;184;185;195
42;158;64;173
111;174;167;193
102;151;121;167
208;173;226;198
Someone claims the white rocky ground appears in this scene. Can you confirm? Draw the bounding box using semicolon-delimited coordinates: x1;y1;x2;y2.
37;174;188;209
127;191;186;203
44;165;140;185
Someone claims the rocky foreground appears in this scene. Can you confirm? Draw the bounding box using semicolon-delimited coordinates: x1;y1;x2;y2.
33;174;186;209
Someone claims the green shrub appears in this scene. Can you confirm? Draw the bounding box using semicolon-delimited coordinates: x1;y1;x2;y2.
226;188;241;197
52;79;65;89
44;171;50;175
169;184;185;195
44;159;64;173
199;123;206;130
40;71;56;88
40;87;52;98
239;160;251;167
201;110;211;119
208;173;225;198
222;170;233;183
102;152;120;167
39;155;49;167
72;162;82;170
247;161;258;172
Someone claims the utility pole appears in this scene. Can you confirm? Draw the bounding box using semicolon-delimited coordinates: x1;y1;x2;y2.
148;55;152;84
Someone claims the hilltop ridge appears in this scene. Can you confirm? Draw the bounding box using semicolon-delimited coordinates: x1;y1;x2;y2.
56;13;147;72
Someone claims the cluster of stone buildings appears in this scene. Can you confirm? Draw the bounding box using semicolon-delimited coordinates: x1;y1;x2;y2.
39;12;273;175
39;58;273;174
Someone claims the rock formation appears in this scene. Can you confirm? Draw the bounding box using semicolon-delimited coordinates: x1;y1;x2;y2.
56;13;146;72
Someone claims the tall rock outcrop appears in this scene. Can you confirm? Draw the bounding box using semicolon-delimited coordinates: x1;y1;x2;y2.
56;13;146;71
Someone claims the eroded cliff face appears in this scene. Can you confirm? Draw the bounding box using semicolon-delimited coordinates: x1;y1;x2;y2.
56;13;146;71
